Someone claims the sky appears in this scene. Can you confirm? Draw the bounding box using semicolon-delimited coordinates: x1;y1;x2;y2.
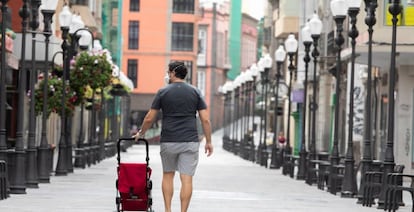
242;0;266;20
200;0;266;20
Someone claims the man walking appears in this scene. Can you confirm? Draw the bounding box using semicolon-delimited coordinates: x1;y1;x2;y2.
134;61;213;212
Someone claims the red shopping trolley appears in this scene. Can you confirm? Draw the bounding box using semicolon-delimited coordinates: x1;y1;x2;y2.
116;138;154;212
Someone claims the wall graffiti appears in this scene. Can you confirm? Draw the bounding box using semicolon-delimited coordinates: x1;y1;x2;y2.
353;87;365;137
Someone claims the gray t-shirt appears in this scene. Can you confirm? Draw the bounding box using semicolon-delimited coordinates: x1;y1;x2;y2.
151;82;207;142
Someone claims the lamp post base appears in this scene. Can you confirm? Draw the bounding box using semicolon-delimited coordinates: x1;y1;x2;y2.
269;145;281;169
66;143;73;173
297;150;307;180
74;147;86;168
340;158;357;198
25;148;39;188
9;150;26;194
356;159;372;204
37;146;51;183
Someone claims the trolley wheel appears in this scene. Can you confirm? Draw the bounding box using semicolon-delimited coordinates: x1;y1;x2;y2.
116;197;121;212
147;180;152;190
148;198;153;206
116;179;118;189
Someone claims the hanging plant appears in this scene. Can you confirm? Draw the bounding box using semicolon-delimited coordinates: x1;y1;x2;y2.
109;77;130;96
70;50;113;97
31;70;78;117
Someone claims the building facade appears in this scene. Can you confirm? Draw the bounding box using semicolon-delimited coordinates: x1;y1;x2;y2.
121;0;200;131
197;1;230;131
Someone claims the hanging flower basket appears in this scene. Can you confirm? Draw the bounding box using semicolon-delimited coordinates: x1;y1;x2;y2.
70;50;113;104
109;83;128;96
31;71;77;117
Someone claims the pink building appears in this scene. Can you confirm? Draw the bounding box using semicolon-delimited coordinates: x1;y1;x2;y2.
197;2;230;131
241;13;258;72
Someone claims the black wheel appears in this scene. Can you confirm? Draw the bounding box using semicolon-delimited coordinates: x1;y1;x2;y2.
147;180;152;190
116;197;121;212
116;179;118;189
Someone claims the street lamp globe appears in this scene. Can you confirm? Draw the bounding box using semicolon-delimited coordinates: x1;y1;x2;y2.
257;57;265;73
308;13;323;36
79;30;92;49
301;23;312;43
285;34;298;53
330;0;348;16
59;5;72;28
245;68;254;82
69;14;84;34
250;63;259;77
263;53;272;69
275;45;286;62
348;0;362;9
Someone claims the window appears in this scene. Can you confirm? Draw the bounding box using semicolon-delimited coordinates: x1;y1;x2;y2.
173;0;194;14
127;59;138;88
130;0;140;12
197;69;206;97
74;0;88;5
171;22;194;51
128;21;139;49
197;26;207;66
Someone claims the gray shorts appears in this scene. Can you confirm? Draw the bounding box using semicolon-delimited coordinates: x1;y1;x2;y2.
160;142;200;176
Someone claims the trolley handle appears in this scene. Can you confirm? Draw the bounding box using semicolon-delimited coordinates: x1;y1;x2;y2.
117;137;149;165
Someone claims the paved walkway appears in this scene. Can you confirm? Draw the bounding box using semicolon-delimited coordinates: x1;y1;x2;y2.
0;129;412;212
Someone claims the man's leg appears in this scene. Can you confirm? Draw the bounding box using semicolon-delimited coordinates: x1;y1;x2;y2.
179;173;193;212
162;172;175;212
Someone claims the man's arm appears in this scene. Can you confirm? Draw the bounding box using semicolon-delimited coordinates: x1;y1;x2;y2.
134;109;158;138
198;109;213;156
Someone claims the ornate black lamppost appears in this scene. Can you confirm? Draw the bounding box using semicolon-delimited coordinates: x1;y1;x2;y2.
270;45;286;169
243;70;254;160
9;0;30;194
55;5;72;176
357;0;377;202
0;0;9;163
233;74;241;155
328;0;347;192
232;77;240;155
64;15;94;170
306;12;322;185
257;54;272;167
222;81;230;151
37;9;55;183
73;31;95;169
222;82;231;151
341;0;361;198
377;0;402;208
297;23;312;180
26;0;41;188
282;34;298;175
249;64;259;162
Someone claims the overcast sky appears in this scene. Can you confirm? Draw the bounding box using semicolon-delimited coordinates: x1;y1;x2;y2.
242;0;265;20
200;0;266;20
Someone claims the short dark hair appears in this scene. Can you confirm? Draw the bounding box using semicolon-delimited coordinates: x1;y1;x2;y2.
168;61;187;79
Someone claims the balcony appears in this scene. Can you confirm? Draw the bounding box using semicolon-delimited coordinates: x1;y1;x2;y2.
273;0;299;39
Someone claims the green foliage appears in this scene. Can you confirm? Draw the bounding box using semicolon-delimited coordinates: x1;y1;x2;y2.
33;70;77;117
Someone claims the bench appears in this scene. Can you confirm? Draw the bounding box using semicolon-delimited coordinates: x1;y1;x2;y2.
384;172;413;211
362;164;405;207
